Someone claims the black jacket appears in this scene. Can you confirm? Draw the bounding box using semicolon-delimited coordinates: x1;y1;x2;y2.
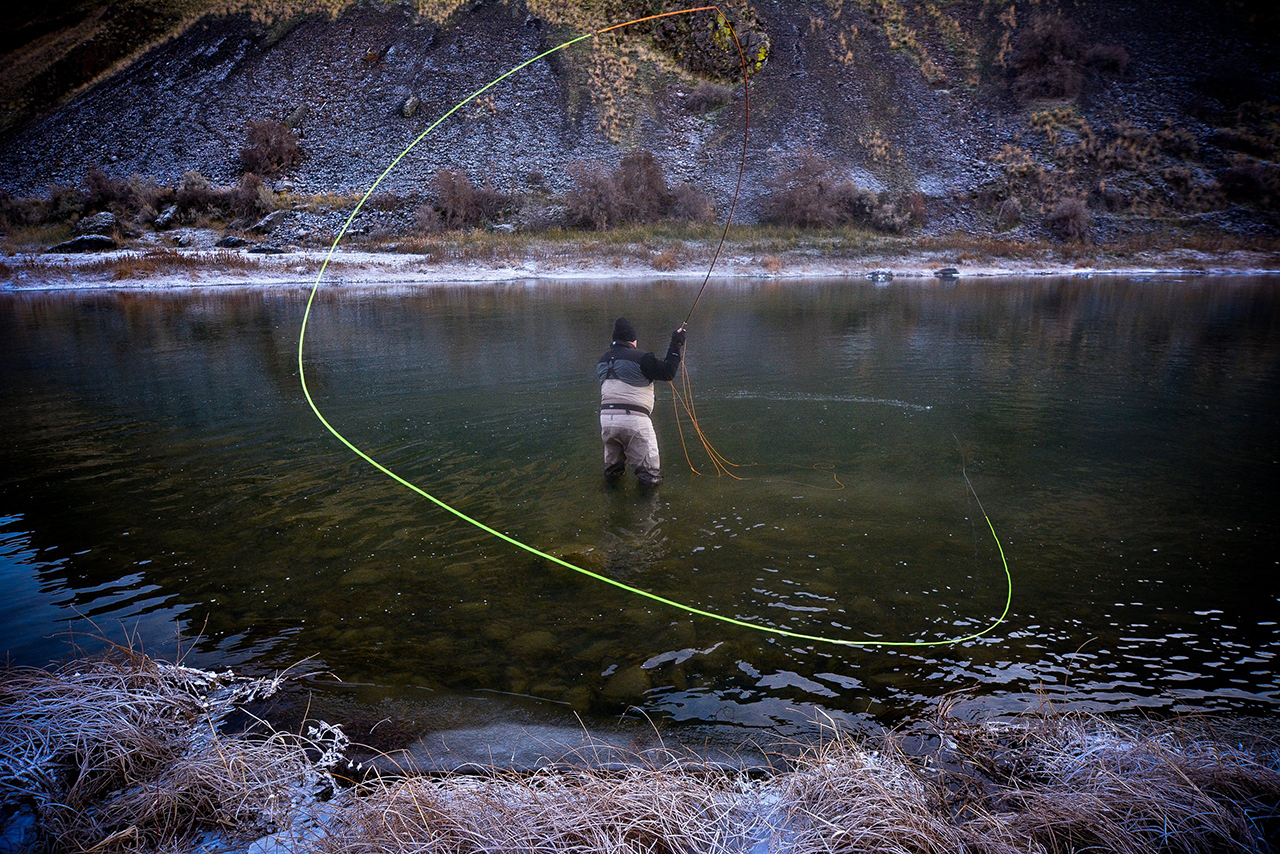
597;336;684;413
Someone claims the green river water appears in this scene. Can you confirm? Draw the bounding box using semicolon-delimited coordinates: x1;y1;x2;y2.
1;276;1277;750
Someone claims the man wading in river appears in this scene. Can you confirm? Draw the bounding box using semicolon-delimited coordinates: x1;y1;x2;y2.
597;317;686;489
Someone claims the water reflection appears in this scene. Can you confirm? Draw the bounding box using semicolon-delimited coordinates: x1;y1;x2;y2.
1;277;1277;738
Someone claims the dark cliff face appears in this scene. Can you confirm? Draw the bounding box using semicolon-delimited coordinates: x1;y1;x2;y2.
0;0;1276;232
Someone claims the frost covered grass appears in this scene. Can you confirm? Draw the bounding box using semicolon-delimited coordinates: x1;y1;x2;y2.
3;650;1278;853
307;712;1280;854
939;707;1280;854
0;648;344;853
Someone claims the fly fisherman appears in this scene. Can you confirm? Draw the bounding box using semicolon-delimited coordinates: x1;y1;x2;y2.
597;317;686;489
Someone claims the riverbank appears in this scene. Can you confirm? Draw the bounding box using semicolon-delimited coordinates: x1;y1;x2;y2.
3;650;1278;854
3;227;1278;290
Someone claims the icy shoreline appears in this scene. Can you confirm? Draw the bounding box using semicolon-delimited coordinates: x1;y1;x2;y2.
3;243;1278;293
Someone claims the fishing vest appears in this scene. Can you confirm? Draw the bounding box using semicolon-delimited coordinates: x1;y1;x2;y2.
598;343;656;414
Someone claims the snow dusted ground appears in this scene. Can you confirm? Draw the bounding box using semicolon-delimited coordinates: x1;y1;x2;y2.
5;244;1277;292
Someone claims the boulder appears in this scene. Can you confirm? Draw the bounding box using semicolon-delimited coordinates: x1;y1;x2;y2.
215;235;249;248
248;210;288;235
154;205;179;229
933;267;960;279
247;244;287;254
74;211;117;235
47;234;117;253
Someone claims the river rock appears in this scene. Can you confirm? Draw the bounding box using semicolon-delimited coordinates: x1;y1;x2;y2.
482;621;514;642
47;234;117;253
74;211;117;235
654;621;697;651
248;244;287;254
400;94;421;118
600;664;651;703
338;565;383;585
506;630;558;661
215;235;249;248
563;685;593;713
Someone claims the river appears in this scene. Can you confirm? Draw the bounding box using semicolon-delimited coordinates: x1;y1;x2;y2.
1;275;1277;752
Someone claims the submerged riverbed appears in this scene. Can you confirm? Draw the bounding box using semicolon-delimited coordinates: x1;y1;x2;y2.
1;275;1277;746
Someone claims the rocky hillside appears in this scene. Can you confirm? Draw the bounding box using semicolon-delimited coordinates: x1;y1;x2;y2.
1;0;1277;242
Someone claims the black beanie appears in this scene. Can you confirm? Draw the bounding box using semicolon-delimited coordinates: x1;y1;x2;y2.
612;317;637;343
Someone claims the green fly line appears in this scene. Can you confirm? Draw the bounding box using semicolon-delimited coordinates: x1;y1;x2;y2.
297;7;1012;649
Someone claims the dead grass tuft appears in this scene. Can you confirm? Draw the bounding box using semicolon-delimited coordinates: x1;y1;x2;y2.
936;707;1280;854
0;648;342;853
778;735;970;853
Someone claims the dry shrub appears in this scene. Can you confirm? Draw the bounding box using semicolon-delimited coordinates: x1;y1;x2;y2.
762;254;784;273
425;169;513;229
565;151;711;231
760;150;877;228
227;173;274;219
414;202;444;233
871;200;909;233
175;170;219;213
240;119;301;176
1084;43;1130;76
996;196;1023;229
1010;14;1084;101
1220;158;1277;205
173;170;274;222
84;168;169;221
83;167;130;211
47;185;87;222
685;80;733;113
671;182;714;222
651;246;680;271
565;162;619;231
903;190;928;225
1162;166;1197;203
1047;197;1091;242
0;189;44;228
616;150;672;223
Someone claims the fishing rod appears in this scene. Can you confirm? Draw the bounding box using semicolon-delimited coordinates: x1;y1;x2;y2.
298;6;1012;649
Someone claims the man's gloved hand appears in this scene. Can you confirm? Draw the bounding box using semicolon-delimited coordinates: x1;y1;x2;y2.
671;327;687;346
